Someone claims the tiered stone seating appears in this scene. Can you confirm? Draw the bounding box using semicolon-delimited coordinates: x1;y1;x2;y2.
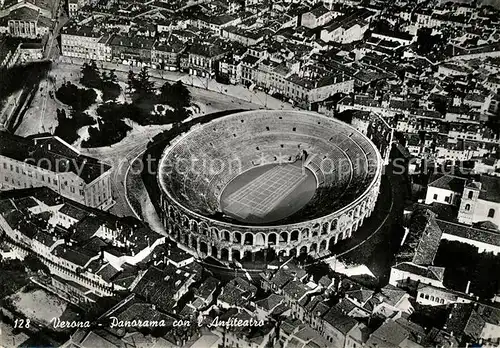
159;111;381;219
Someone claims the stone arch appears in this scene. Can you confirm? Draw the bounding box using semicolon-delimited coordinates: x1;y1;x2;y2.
232;249;241;261
319;239;327;251
244;233;254;246
174;225;181;238
192;238;198;250
330;219;337;231
255;233;265;246
211;227;219;241
191;220;199;233
290;230;299;242
289;248;297;257
184;234;190;246
268;233;277;245
200;241;208;255
329;236;336;247
310;242;318;253
354;206;360;218
199;222;209;236
321;222;329;235
211;245;218;257
279;231;289;244
168;206;174;219
182;216;189;229
220;248;229;260
301;228;310;240
313;222;320;232
234;231;242;244
174;210;181;223
221;230;231;242
299;245;308;254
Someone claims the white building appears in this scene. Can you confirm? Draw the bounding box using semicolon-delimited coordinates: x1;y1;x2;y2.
425;175;467;206
0;132;113;210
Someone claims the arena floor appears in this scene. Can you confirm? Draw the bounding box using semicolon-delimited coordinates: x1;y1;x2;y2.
220;162;317;224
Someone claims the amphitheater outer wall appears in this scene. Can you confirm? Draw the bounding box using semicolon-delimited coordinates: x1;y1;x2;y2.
156;110;383;261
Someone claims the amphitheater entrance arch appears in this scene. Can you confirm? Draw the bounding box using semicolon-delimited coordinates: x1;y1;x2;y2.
299;246;308;255
211;245;218;257
329;236;336;248
192;238;198;251
232;249;241;261
268;233;277;245
301;228;309;240
200;241;208;255
191;220;199;233
289;248;297;258
211;228;219;241
174;225;180;238
184;234;190;246
234;231;242;244
255;233;265;246
220;248;229;261
321;222;329;235
319;240;327;251
310;243;318;254
222;230;231;242
279;231;289;245
199;222;209;236
183;217;189;229
291;230;299;242
312;223;320;236
330;219;337;231
244;233;254;246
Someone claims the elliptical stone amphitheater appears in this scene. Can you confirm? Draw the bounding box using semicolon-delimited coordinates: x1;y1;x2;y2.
157;110;383;262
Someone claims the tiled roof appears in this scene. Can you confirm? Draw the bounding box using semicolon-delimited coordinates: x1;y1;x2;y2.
479;175;500;203
428;175;467;192
366;320;409;347
53;245;97;267
59;204;90;220
322;308;357;335
438;219;500;247
392;262;445;281
255;293;283;311
13;197;38;210
445;303;485;339
0;132;111;184
283;280;310;301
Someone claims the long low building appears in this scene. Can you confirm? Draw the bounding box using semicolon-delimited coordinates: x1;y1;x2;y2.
0;132;113;210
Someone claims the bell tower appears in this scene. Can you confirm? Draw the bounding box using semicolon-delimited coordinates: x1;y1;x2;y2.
458;180;481;225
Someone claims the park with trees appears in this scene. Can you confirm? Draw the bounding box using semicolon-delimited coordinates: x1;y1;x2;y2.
52;61;193;148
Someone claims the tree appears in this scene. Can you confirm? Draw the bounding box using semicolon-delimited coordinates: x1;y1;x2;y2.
80;60;100;88
24;254;51;275
127;70;136;94
109;69;118;84
137;66;154;95
160;80;191;109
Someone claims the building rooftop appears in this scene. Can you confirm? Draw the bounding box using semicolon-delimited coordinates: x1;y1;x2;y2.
0;132;111;184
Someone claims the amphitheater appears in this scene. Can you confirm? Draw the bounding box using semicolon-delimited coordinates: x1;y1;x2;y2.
157;110;383;262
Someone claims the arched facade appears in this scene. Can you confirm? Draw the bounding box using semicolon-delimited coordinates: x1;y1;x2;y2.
158;173;380;260
155;110;383;261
